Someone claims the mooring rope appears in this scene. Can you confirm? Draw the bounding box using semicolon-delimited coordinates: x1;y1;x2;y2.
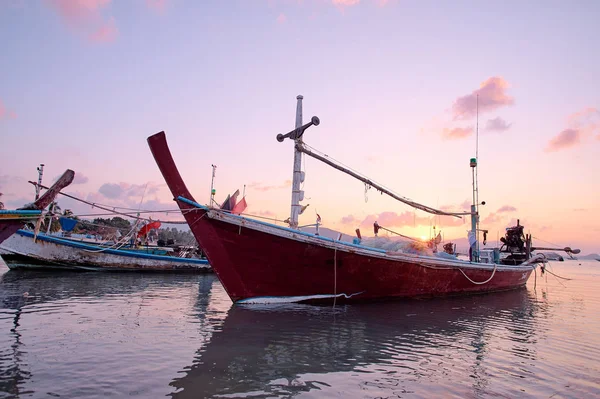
333;247;338;308
459;263;498;285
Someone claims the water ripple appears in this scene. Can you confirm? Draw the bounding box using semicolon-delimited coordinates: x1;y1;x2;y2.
0;261;599;398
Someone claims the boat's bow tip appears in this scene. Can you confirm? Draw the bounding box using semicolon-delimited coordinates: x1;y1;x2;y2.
62;169;75;185
147;131;166;142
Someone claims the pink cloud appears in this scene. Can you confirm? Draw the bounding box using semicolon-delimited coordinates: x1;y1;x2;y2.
359;211;429;229
497;205;517;213
568;107;600;130
505;218;524;228
0;99;17;120
439;200;470;212
483;212;502;224
340;214;358;225
53;173;89;185
486;117;512;132
89;16;117;43
61;190;181;221
98;182;160;199
332;0;361;6
276;13;287;24
434;215;465;227
247;209;276;219
452;77;514;120
547;107;600;151
46;0;118;43
568;107;600;140
442;126;474;140
248;180;291;192
73;173;90;185
146;0;168;13
546;128;581;152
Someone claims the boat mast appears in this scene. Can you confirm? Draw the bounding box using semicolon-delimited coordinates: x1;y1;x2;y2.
210;164;217;207
470;94;480;262
289;95;305;229
35;164;44;201
476;94;480;259
278;96;458;223
470;157;478;261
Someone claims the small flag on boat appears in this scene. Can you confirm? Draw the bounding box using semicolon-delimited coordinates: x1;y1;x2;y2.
232;197;247;215
299;204;310;215
137;221;161;237
220;194;231;210
220;189;240;211
229;189;240;210
434;231;442;244
316;213;321;224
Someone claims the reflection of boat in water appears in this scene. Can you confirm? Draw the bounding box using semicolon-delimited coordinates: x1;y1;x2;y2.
169;288;537;398
0;229;210;272
0;268;218;310
0;269;221;397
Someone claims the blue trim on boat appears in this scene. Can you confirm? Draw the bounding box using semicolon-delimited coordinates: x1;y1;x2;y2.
0;210;42;215
15;230;209;264
176;196;388;254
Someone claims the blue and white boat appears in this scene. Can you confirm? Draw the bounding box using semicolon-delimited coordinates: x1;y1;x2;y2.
0;229;211;272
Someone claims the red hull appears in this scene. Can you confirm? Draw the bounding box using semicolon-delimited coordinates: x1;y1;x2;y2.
148;132;535;303
180;210;531;302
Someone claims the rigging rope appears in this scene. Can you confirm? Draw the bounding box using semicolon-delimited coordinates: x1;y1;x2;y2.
333;247;337;308
299;144;461;217
80;219;142;253
376;224;420;242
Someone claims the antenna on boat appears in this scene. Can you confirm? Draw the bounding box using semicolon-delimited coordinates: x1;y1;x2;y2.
35;164;44;201
470;94;481;262
210;164;217;207
476;94;480;253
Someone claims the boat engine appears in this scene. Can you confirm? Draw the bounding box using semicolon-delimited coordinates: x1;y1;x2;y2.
500;220;525;252
499;219;530;265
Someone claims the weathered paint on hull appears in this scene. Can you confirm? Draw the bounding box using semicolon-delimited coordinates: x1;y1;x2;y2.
183;209;533;302
0;220;24;245
0;230;211;273
0;169;75;244
147;131;536;304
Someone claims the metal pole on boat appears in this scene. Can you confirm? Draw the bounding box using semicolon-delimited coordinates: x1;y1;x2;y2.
35;164;44;201
470;158;478;262
289;95;305;229
210;164;217;207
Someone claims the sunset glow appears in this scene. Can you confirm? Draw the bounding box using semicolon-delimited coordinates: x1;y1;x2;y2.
0;1;598;254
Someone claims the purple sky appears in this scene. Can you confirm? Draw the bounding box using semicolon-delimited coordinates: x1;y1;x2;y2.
1;0;599;253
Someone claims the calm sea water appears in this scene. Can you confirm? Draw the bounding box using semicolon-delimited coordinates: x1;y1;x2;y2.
0;259;599;399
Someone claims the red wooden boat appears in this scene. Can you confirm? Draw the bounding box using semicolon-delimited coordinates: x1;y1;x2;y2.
147;98;543;304
0;169;74;244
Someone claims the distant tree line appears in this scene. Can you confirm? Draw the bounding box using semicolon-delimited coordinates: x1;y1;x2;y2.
33;203;197;246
